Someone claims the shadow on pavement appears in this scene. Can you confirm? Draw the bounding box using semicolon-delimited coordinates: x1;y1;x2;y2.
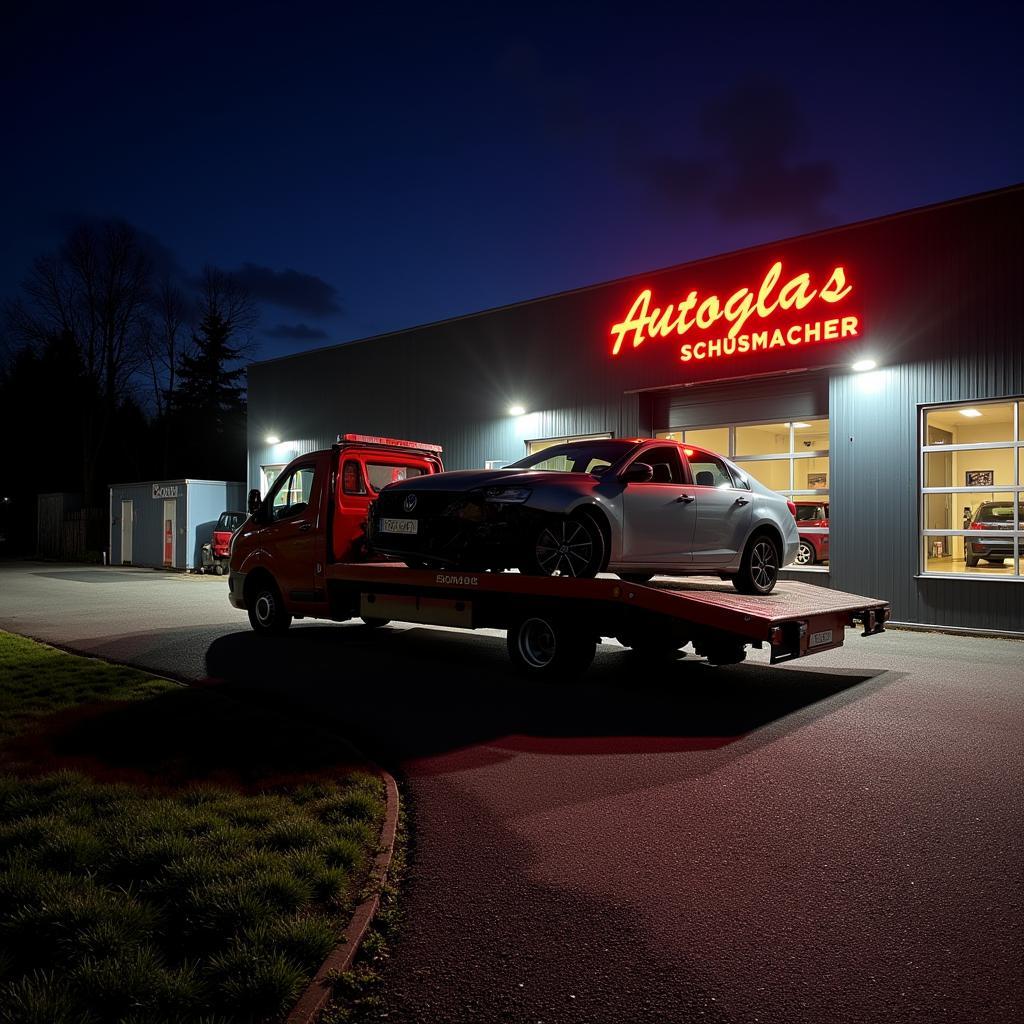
205;623;891;766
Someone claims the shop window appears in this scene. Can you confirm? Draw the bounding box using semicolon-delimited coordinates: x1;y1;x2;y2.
658;418;830;570
526;432;611;456
921;399;1021;578
261;465;284;494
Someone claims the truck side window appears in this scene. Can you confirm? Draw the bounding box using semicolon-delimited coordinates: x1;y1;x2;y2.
271;465;316;521
342;460;367;495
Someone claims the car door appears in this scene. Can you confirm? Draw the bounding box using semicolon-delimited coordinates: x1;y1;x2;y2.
619;445;696;564
683;449;752;565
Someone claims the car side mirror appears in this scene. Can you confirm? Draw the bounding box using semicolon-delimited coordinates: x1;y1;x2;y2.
247;488;262;515
622;462;654;484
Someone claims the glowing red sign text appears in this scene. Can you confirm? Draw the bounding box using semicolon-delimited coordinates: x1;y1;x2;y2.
610;261;859;364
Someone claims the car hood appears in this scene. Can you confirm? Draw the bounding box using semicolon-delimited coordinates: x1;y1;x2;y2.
382;469;599;492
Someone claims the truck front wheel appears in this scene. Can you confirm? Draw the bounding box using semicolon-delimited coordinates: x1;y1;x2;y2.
507;614;595;678
247;579;292;635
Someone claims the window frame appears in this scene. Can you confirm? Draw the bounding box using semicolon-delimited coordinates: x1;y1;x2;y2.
919;398;1021;580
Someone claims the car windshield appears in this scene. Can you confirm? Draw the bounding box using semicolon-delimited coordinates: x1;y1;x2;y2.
508;439;637;475
795;505;824;522
973;502;1019;523
217;512;246;531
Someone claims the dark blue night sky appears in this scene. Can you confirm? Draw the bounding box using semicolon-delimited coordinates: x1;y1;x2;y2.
3;3;1021;363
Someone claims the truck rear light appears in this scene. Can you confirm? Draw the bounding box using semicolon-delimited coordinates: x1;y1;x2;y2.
786;500;798;519
769;626;784;645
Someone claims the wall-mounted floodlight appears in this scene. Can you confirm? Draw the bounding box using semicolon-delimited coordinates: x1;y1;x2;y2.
851;359;877;372
508;404;526;416
265;434;281;445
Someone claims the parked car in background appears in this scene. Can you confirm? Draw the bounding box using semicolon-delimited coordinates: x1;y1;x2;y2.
200;510;248;575
966;500;1018;567
369;437;800;594
793;500;830;566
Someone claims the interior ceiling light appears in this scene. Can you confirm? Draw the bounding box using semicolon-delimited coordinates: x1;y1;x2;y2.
851;359;877;372
508;404;526;416
787;422;810;429
265;434;281;444
959;408;983;418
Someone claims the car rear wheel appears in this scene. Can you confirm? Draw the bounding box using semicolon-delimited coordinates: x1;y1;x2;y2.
965;554;980;567
521;513;604;578
732;534;780;595
247;578;292;635
507;614;596;678
794;540;816;566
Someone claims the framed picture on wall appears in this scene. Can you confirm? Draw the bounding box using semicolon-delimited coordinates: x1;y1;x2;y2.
807;472;827;487
965;470;994;486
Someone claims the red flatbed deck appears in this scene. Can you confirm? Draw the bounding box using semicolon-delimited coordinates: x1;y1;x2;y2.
326;564;890;663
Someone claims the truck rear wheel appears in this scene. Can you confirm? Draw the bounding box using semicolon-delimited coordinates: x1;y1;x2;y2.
247;579;292;635
507;614;595;678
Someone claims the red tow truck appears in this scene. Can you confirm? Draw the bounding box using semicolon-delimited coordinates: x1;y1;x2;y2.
228;434;889;676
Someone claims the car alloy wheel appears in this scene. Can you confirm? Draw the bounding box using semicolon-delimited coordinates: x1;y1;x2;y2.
795;540;815;566
533;516;602;577
749;538;779;592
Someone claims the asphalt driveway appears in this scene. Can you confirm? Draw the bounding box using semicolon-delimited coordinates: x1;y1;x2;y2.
1;562;1021;1023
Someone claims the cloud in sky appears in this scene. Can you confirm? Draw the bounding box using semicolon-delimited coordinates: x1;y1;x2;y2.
221;263;342;316
637;80;840;229
263;322;330;341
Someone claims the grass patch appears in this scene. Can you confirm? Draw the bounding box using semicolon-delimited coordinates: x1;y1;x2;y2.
0;631;386;1023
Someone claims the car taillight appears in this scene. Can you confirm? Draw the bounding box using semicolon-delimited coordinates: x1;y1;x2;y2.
786;500;798;519
969;522;986;530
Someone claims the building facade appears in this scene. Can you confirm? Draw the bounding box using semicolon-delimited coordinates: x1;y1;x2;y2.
109;479;246;570
247;186;1024;634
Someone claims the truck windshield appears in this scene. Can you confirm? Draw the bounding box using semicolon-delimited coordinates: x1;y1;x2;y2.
508;440;637;474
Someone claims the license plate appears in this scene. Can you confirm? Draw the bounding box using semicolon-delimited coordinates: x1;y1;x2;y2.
379;518;418;535
810;629;833;647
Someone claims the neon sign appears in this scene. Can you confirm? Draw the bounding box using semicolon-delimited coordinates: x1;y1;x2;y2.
610;261;860;364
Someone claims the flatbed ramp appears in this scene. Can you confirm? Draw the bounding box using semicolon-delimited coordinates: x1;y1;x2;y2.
326;564;889;669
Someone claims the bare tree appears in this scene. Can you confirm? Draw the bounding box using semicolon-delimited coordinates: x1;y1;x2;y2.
144;274;189;416
5;220;154;499
194;265;258;355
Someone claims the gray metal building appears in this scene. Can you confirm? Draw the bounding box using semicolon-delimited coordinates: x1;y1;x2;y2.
109;479;246;570
246;186;1024;634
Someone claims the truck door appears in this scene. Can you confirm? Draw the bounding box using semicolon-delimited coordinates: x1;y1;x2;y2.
263;457;327;605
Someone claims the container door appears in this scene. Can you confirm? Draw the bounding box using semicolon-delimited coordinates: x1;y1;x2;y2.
163;499;176;567
121;500;133;564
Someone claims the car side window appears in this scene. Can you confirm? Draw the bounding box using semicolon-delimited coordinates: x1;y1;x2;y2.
687;451;734;489
271;465;316;521
727;464;751;490
632;446;684;484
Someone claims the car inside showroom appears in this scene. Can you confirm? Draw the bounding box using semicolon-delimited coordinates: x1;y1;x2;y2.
244;184;1023;635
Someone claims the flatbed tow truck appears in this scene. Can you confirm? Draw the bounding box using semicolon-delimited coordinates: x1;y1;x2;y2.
228;434;889;676
328;563;889;675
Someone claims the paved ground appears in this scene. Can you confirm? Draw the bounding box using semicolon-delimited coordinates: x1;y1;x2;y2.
1;562;1022;1023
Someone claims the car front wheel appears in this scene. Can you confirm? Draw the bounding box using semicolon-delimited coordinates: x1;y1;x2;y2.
521;514;605;578
732;535;780;595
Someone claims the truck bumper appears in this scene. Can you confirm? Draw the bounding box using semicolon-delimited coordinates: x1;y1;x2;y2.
228;570;247;609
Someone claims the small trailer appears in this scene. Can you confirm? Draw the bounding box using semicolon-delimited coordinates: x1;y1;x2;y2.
305;563;888;676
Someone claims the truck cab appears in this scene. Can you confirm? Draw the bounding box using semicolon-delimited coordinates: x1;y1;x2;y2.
229;434;443;630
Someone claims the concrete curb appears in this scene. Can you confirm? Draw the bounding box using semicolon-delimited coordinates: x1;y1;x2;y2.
286;768;401;1024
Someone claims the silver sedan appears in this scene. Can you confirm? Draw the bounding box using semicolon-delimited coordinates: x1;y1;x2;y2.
370;437;800;594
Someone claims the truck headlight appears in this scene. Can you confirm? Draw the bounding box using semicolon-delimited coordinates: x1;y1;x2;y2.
484;486;532;504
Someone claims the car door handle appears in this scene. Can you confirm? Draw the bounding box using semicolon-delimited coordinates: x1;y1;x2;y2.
676;494;695;503
297;521;312;532
734;497;749;506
